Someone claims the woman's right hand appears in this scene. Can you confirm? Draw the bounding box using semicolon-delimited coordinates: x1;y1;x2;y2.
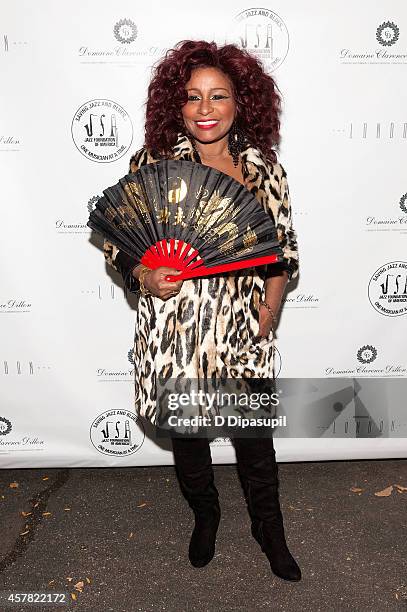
135;266;183;301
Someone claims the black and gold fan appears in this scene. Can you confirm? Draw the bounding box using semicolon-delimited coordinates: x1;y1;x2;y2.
87;159;283;281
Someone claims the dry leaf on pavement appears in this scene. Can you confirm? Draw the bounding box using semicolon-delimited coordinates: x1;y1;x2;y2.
374;485;394;497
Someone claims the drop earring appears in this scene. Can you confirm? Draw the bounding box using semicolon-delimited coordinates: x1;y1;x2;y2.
228;120;245;167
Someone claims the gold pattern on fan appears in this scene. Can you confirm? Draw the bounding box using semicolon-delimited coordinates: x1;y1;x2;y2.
174;207;186;226
157;207;171;223
105;205;117;223
192;189;240;254
116;201;142;225
123;182;150;221
167;177;188;204
235;225;258;256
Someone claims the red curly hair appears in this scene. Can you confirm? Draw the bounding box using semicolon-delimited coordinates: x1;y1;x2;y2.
144;40;282;163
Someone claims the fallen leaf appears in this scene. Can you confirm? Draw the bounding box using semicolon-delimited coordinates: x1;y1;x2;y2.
20;530;29;536
137;502;148;508
42;512;52;517
42;477;49;481
74;581;84;592
64;507;71;511
86;577;91;584
33;502;40;508
21;511;32;517
350;487;363;493
394;484;407;492
71;593;77;601
9;482;19;489
374;485;393;497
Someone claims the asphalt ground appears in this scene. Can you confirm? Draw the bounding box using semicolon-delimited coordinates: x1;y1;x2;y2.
0;458;406;612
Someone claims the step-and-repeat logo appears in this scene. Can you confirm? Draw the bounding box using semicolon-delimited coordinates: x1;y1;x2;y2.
0;415;45;452
71;99;133;163
54;195;101;235
1;34;28;54
231;8;289;72
90;409;145;456
78;18;167;64
334;121;407;140
113;19;138;44
365;192;407;233
356;345;378;364
376;21;399;47
368;261;407;317
325;344;406;377
1;360;51;375
340;20;405;64
283;292;320;309
0;299;32;313
0;416;12;435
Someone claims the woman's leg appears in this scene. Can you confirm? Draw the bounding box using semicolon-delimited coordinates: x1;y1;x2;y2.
233;429;302;581
170;434;221;568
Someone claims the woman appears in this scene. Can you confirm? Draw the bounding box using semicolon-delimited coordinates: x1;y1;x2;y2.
103;40;301;581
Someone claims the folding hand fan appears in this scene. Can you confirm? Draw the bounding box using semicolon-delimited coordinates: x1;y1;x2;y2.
87;159;284;282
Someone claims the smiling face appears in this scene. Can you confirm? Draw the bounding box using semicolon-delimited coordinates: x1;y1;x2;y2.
181;66;236;143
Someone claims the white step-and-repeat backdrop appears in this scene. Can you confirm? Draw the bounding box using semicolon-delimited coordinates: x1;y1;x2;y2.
1;1;406;467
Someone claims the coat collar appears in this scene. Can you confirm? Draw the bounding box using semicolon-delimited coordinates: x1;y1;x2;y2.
169;132;273;196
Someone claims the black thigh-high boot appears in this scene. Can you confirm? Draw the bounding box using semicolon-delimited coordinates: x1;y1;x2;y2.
170;435;221;568
233;432;301;581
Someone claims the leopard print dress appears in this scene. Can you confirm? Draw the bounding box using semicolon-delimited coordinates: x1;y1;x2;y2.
103;133;299;426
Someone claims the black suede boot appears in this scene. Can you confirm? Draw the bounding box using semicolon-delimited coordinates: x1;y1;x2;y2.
234;434;302;581
171;435;221;568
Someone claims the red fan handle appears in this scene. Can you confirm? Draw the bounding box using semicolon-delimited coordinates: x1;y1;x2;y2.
164;254;281;281
138;239;281;282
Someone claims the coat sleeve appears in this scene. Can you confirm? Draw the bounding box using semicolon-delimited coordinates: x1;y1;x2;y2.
102;147;146;293
266;162;299;281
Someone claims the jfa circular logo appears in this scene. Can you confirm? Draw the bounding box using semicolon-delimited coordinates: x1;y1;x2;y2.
71;99;133;163
368;261;407;317
231;8;289;73
90;409;145;456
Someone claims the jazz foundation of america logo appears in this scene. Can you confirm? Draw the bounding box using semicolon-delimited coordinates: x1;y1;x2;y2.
365;192;407;233
368;261;407;317
340;20;405;64
230;8;289;73
90;409;145;456
71;99;133;163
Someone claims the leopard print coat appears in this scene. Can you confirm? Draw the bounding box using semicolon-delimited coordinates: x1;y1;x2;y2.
103;133;299;426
